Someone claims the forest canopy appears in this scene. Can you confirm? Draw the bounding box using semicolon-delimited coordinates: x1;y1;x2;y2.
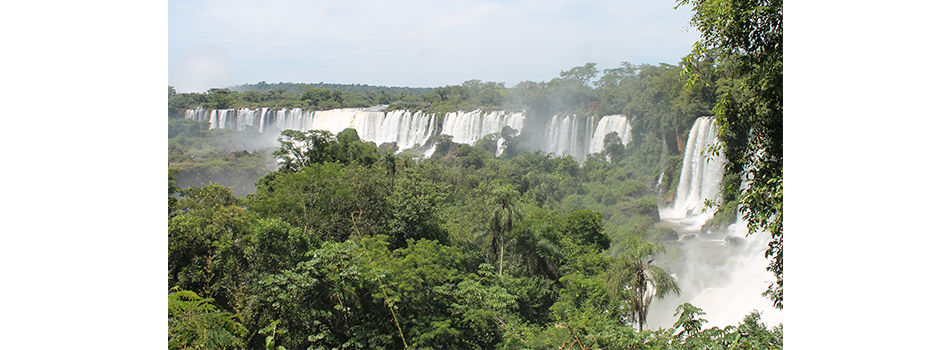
167;2;783;347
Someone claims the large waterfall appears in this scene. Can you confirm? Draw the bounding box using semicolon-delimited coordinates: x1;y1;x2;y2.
183;106;633;160
545;115;594;161
660;116;726;232
441;110;524;144
543;114;634;161
649;116;782;329
186;106;437;152
589;115;634;155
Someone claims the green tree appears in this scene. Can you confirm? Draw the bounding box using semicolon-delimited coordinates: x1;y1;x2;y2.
385;167;449;248
253;238;393;349
246;163;350;237
272;129;335;173
168;184;250;301
562;209;610;252
168;168;180;217
450;264;521;347
248;163;391;242
488;184;523;275
672;302;707;339
328;128;380;166
168;289;247;350
678;0;783;308
383;151;397;188
431;134;455;158
606;238;680;331
375;239;474;348
507;225;562;280
603;131;625;162
560;62;600;87
206;88;235;109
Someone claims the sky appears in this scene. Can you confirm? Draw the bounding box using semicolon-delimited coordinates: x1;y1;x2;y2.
169;0;701;93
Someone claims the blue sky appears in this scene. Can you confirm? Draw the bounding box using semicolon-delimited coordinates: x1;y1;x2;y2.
169;0;701;93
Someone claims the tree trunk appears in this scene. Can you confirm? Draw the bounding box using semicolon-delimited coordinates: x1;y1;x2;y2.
498;233;505;275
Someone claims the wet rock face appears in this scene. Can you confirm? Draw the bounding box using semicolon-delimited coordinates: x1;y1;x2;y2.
677;132;685;153
378;142;399;153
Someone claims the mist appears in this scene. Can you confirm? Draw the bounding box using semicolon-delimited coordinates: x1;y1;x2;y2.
645;117;783;330
646;221;783;330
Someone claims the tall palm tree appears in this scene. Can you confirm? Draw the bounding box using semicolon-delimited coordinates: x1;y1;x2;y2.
508;227;562;280
606;238;680;331
488;184;522;275
383;151;397;188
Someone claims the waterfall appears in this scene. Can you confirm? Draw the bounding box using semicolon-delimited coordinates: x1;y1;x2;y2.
182;106;636;159
659;117;725;232
273;108;313;131
441;110;525;145
656;135;669;199
309;108;436;151
258;108;269;133
588;114;633;155
185;106;440;154
542;114;632;162
648;119;782;328
235;108;256;132
544;115;593;161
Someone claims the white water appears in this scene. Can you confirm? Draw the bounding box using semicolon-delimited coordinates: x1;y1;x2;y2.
659;117;725;232
441;110;525;145
588;114;634;155
545;115;593;161
647;217;783;330
183;107;633;160
543;114;633;162
309;109;436;152
186;106;437;153
647;116;782;330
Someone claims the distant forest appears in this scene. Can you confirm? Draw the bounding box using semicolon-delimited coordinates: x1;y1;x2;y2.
169;60;719;140
229;81;436;96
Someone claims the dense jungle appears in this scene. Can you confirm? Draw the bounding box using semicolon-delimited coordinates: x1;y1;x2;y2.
168;1;782;348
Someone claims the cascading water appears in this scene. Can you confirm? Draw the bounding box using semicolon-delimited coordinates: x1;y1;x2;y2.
659;117;726;232
543;114;634;162
182;106;634;160
308;108;436;152
258;107;268;133
588;114;633;155
440;110;525;145
545;115;593;161
185;106;438;153
647;116;782;330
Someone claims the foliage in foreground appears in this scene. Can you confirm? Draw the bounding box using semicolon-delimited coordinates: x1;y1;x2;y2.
168;143;782;349
678;0;783;308
168;289;247;350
